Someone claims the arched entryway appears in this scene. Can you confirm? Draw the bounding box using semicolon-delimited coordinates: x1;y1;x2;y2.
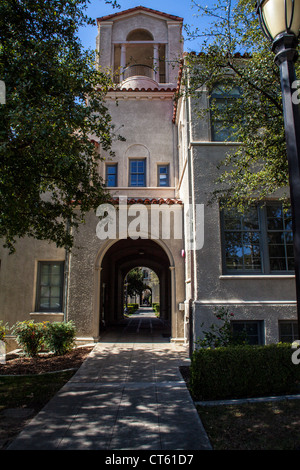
97;238;172;336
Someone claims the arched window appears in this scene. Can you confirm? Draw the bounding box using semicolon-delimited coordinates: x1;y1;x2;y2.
210;83;242;142
126;29;154;41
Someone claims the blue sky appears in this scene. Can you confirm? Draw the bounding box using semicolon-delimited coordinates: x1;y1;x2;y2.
78;0;210;52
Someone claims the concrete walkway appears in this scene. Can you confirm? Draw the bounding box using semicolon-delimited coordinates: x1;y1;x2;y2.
8;308;212;450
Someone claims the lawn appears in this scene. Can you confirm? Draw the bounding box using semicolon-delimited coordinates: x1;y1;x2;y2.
0;370;75;449
197;399;300;450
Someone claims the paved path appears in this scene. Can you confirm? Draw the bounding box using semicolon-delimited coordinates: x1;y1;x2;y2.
8;309;212;450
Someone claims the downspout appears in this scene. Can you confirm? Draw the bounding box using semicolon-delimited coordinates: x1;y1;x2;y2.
63;219;71;323
185;77;196;355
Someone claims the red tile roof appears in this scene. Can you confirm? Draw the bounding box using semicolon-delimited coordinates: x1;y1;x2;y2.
106;87;177;93
97;6;183;23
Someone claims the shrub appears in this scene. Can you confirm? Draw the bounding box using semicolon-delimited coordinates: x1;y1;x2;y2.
196;306;246;348
0;321;9;342
128;303;139;314
12;321;46;357
44;321;76;355
153;303;160;313
190;343;300;401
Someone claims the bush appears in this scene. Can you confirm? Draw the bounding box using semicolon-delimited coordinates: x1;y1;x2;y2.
44;321;76;355
196;306;246;348
0;321;9;342
128;303;139;314
190;343;300;401
125;303;139;315
12;321;46;357
152;303;160;313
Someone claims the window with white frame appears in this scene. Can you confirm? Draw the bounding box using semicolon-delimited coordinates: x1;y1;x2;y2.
129;159;146;187
210;83;242;142
35;261;64;312
106;164;118;187
157;164;169;187
221;202;294;274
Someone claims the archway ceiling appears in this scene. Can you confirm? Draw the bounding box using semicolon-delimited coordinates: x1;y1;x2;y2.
104;238;170;274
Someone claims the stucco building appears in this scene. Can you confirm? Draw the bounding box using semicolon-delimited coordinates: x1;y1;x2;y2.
0;6;298;350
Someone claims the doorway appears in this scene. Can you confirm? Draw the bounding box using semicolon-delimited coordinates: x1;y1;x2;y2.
99;238;172;336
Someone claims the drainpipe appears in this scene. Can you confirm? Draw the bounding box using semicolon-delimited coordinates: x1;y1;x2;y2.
185;76;196;355
63;219;71;323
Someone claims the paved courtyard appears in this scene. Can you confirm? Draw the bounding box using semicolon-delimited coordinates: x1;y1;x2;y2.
8;309;212;450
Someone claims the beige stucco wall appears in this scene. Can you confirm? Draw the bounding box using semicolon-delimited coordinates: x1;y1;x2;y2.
66;205;185;341
0;238;65;350
176;87;297;345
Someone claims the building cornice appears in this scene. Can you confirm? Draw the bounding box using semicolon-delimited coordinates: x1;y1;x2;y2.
97;6;183;24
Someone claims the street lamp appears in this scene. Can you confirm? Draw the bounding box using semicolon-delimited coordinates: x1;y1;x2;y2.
256;0;300;340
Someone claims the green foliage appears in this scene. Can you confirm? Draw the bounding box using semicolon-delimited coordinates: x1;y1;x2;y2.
11;320;76;356
152;303;160;313
127;303;139;314
184;0;300;210
44;321;76;355
0;321;9;342
0;0;123;253
190;343;300;400
126;268;147;297
195;307;246;348
12;321;46;357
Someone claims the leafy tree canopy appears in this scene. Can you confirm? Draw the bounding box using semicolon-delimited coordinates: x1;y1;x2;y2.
126;268;148;298
0;0;121;252
184;0;300;211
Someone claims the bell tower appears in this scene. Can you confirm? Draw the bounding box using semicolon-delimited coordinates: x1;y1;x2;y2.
96;6;183;89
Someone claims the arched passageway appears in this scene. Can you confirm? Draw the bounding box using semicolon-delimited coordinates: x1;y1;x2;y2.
99;238;171;337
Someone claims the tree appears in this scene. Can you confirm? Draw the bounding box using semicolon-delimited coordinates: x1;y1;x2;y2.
126;268;148;298
184;0;300;211
0;0;122;253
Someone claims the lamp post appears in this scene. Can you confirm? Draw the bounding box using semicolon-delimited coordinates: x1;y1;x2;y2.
256;0;300;340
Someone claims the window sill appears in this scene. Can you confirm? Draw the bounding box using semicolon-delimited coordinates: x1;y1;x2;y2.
107;187;176;190
220;275;295;279
30;312;64;319
189;141;242;147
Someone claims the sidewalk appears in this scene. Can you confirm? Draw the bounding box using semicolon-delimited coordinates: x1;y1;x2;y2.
8;309;212;450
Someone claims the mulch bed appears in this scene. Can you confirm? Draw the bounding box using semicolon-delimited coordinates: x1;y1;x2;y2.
0;346;94;375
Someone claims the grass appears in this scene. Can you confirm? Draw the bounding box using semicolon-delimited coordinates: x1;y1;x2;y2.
0;371;75;411
197;399;300;450
0;371;75;448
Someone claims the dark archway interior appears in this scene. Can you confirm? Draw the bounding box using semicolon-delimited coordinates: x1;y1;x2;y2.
100;239;171;333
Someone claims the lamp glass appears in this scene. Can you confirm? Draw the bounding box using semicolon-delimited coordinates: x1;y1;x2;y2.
261;0;300;39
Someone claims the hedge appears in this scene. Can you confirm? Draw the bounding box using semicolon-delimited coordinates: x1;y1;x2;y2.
126;303;139;314
190;343;300;401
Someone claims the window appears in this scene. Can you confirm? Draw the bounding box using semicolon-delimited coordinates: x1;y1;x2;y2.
35;262;64;312
232;321;264;345
129;159;146;187
279;321;299;342
221;202;294;274
158;165;169;187
266;204;294;271
106;164;118;187
210;83;241;142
